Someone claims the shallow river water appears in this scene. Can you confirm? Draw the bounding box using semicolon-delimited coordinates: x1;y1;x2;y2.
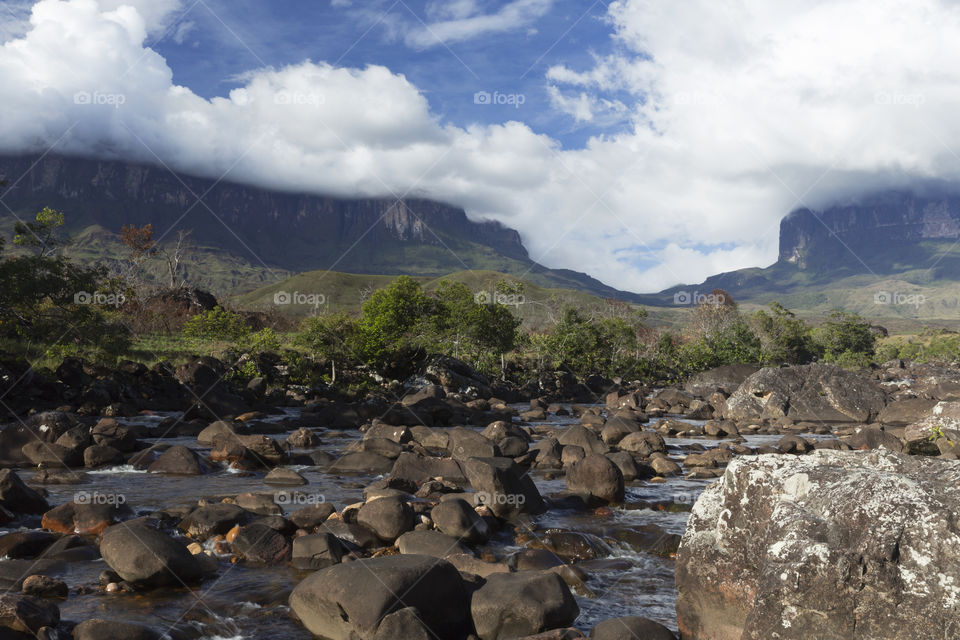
0;405;798;638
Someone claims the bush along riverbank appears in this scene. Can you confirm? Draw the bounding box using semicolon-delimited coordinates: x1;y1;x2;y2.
0;354;959;638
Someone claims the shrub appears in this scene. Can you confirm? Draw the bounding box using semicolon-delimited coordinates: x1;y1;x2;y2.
182;307;250;342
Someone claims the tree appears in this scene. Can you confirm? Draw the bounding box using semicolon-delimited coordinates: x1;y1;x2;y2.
688;288;738;337
749;302;817;364
294;313;360;382
13;207;67;257
357;276;438;366
812;311;875;366
160;229;193;289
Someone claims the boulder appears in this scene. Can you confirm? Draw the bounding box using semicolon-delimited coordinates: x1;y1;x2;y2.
448;427;499;460
372;607;432;640
0;532;57;559
462;457;545;519
42;500;130;536
328;452;394;475
232;523;291;564
289;502;335;529
288;554;470;640
877;398;938;426
147;445;207;474
725;364;886;423
684;364;760;397
395;530;471;558
0;470;49;514
589;616;675;640
566;455;625;504
390;452;467;486
263;468;307;485
471;571;580;640
83;444;125;468
0;593;60;634
617;431;666;457
292;533;344;570
357;495;415;542
20;574;67;599
99;521;207;588
556;425;608;454
431;498;490;543
178;503;251;540
72;619;162;640
676;449;960;640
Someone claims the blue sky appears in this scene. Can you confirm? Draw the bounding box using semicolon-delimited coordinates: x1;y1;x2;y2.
2;0;958;291
153;0;624;149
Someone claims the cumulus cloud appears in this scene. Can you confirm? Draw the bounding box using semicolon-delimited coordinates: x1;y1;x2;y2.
3;0;960;293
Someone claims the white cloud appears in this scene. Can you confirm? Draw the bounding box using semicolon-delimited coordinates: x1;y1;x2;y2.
5;0;960;293
405;0;554;48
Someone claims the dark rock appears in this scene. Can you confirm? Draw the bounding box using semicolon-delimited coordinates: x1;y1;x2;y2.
357;496;415;542
83;444;125;468
328;452;394;475
178;503;251;540
232;523;291;564
289;502;336;530
589;616;676;640
42;500;130;536
396;530;471;558
431;498;489;543
20;575;67;599
463;457;545;519
147;445;207;474
288;554;470;639
566;455;625;504
72;619;162;640
471;571;579;640
0;593;59;634
291;533;344;570
99;521;207;588
0;532;57;559
685;364;760;397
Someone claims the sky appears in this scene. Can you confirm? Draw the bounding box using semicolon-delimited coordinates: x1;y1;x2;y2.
2;0;960;293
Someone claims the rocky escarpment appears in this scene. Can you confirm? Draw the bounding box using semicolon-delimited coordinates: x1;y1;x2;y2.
676;449;960;640
779;190;960;272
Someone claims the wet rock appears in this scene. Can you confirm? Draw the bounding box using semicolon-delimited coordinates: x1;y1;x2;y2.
72;618;162;640
288;554;470;640
30;470;86;485
178;503;251;540
22;441;80;468
463;457;546;519
232;523;291;564
289;502;336;530
196;420;239;447
357;495;415;542
566;455;624;504
42;501;130;536
263;468;307;486
91;419;137;452
234;492;282;516
285;427;320;449
211;433;287;467
147;445;207;475
676;449;960;640
291;532;344;570
372;607;432;640
589;616;675;640
446;553;511;577
390;452;467;486
482;420;529;443
0;532;57;559
449;427;499;460
328;452;394;474
725;363;886;423
396;530;471;557
556;425;608;454
20;575;67;599
650;456;681;477
617;431;666;457
431;498;490;544
0;593;59;634
841;425;904;452
83;444;124;468
877;398;938;425
99;521;207;588
317;520;379;549
606;451;644;482
471;571;579;640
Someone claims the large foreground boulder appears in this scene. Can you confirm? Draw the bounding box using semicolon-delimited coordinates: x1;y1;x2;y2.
676;449;960;640
724;363;885;423
289;554;470;640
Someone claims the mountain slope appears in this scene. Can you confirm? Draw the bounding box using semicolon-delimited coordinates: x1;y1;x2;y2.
644;191;960;320
0;153;638;299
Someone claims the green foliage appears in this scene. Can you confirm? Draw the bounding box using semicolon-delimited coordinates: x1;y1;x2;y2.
539;307;647;377
749;302;818;365
812;311;875;366
676;320;762;377
13;207;67;257
356;276;438;365
182;307;250;342
243;327;283;353
228;358;260;383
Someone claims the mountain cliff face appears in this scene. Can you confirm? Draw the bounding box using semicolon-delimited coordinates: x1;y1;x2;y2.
0;153;633;298
0;153;527;268
777;192;960;274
